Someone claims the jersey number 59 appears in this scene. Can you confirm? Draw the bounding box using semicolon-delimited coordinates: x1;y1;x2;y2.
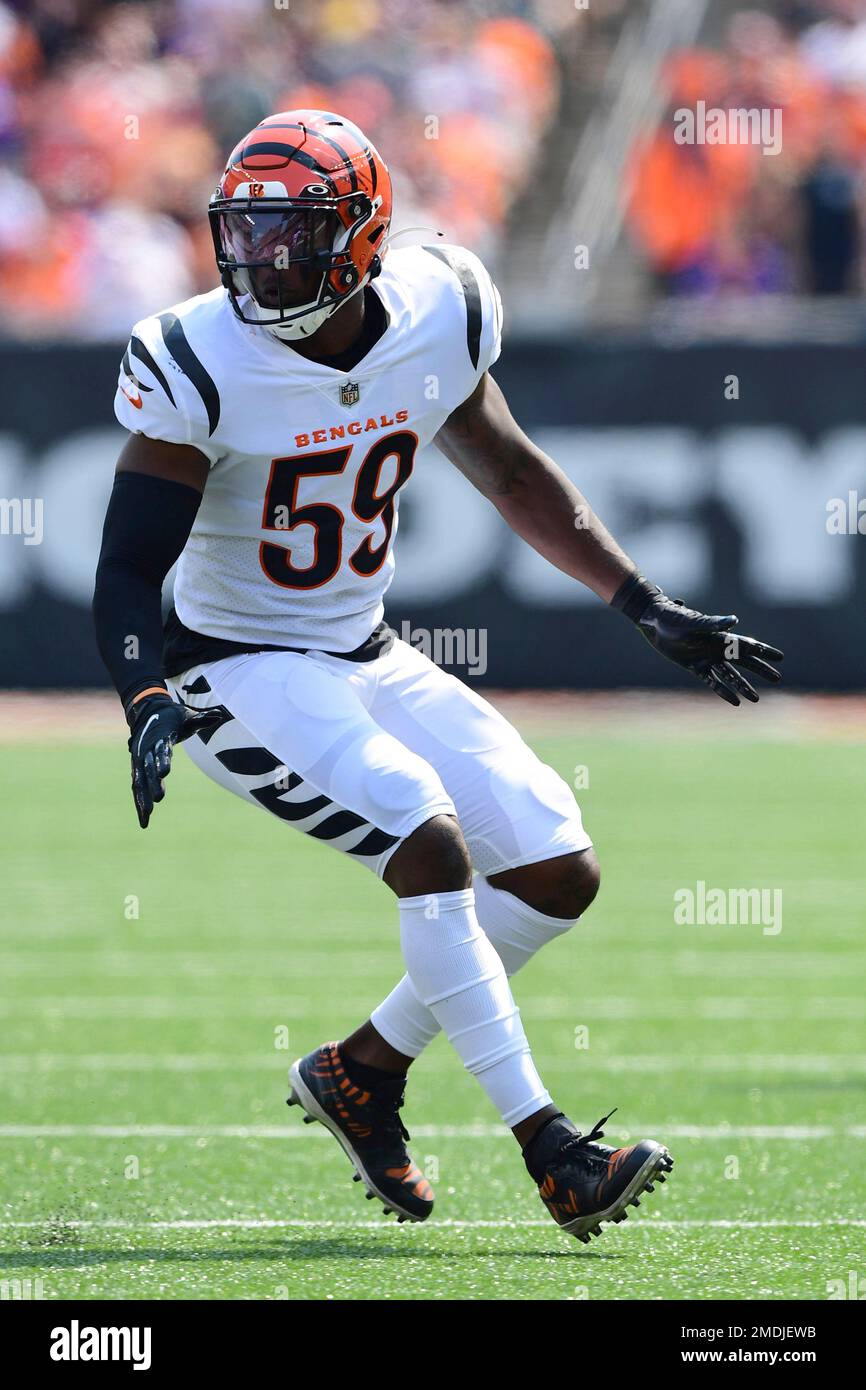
259;430;418;590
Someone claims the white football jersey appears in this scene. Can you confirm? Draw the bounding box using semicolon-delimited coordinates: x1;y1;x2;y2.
114;244;502;657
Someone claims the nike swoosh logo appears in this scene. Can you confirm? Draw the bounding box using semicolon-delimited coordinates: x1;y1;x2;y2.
135;713;160;758
120;383;143;409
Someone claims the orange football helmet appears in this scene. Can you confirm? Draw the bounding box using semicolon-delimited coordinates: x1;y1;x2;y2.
209;110;392;340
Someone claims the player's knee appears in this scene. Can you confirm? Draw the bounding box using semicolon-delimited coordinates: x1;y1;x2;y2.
384;814;473;898
492;847;601;921
541;848;600;920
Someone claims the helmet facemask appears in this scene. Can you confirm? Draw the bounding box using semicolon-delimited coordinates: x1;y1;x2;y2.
209;188;379;341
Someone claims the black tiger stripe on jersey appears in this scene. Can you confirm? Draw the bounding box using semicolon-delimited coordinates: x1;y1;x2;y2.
193;705;232;744
129;334;175;406
423;246;482;370
215;746;284;776
251;786;332;821
351;827;401;857
180;674;211;695
121;346;153;392
191;714;400;858
156;312;221;436
307;809;369;841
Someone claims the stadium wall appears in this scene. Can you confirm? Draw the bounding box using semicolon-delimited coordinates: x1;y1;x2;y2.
1;340;863;691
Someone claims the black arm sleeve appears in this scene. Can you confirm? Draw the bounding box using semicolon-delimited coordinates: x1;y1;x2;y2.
92;471;202;709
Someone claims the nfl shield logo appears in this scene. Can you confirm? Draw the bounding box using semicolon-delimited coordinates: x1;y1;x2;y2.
340;380;360;408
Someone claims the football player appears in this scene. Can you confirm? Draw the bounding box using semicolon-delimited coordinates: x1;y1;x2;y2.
93;111;782;1243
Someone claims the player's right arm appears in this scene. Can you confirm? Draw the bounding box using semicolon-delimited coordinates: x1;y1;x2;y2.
92;433;214;828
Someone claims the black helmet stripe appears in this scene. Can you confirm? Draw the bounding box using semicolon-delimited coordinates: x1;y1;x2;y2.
156;313;221;437
256;119;368;190
313;126;378;194
235;128;371;195
307;131;360;192
230;141;339;193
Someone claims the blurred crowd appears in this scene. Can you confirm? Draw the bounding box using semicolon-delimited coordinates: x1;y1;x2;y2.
627;2;866;298
0;0;562;339
6;0;855;337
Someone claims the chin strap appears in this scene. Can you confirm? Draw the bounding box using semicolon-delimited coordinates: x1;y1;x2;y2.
260;259;380;341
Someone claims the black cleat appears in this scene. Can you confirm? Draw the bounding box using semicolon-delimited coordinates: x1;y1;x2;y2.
287;1042;434;1223
525;1108;673;1245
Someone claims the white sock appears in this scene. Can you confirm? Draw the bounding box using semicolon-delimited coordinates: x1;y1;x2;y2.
396;887;551;1127
372;875;577;1059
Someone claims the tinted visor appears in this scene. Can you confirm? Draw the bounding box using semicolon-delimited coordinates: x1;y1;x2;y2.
217;205;339;313
219;206;337;268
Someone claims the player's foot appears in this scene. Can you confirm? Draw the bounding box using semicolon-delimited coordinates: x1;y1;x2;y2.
287;1041;434;1223
524;1108;673;1244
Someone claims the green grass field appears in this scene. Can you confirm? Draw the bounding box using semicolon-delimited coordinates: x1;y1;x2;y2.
1;724;863;1301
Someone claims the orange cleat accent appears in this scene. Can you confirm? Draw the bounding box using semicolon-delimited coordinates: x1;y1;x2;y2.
527;1110;674;1245
287;1042;434;1223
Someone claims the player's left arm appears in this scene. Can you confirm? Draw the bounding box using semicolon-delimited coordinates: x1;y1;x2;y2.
435;371;783;707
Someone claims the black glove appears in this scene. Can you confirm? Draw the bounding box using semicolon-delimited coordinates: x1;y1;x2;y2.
125;691;219;828
611;574;784;708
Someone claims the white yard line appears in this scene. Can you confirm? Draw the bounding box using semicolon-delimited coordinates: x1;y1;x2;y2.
0;1217;863;1231
0;951;860;978
0;1053;863;1073
0;1123;863;1140
0;953;396;976
0;995;863;1021
0;997;323;1017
